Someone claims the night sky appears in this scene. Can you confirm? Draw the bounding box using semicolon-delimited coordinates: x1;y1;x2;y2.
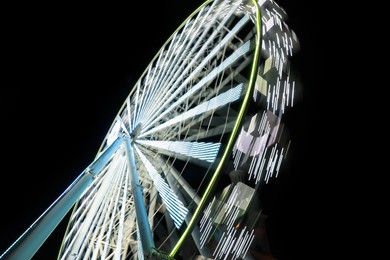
0;1;325;259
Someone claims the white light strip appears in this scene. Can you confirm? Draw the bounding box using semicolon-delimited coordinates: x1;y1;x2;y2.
141;5;247;128
114;159;128;259
275;147;284;177
200;218;213;248
137;140;221;163
126;98;133;132
141;15;251;131
140;14;205;123
140;84;242;138
134;145;188;229
132;81;141;128
212;226;255;260
137;52;170;124
134;65;152;125
199;202;212;229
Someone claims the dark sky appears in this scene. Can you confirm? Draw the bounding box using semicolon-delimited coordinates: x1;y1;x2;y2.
0;1;325;259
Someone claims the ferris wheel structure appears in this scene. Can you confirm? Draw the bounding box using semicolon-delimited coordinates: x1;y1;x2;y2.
1;0;301;259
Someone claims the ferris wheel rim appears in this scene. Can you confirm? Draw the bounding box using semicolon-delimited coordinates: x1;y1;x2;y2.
60;0;299;258
96;0;264;257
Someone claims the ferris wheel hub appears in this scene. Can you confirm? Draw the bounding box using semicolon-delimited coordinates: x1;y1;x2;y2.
130;123;143;141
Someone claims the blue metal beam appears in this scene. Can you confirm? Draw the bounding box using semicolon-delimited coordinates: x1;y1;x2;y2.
0;136;124;260
124;138;156;257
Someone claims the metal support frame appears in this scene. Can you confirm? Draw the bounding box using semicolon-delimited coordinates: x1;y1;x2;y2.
0;137;124;260
124;137;156;258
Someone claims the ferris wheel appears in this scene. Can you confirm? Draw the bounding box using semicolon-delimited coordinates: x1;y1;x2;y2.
1;0;300;259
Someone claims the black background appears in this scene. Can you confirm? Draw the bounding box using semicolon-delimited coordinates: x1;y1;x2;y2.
0;1;328;259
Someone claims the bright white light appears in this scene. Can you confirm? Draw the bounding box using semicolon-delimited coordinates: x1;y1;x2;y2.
107;120;120;147
137;140;221;163
141;84;242;138
134;145;188;229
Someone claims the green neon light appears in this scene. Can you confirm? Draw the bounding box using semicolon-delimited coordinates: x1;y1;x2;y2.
169;0;262;257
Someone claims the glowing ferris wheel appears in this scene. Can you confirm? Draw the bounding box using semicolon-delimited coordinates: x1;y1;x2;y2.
1;0;300;259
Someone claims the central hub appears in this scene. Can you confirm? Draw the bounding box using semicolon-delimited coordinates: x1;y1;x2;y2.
130;123;142;141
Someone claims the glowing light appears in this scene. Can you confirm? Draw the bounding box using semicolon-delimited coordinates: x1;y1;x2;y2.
134;145;188;229
137;140;221;164
140;84;242;138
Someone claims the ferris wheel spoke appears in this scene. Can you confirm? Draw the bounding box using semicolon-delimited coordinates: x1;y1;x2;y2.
140;38;251;137
140;14;252;131
185;117;237;142
139;84;243;139
0;1;302;260
61;169;110;256
134;146;188;229
135;36;193;125
131;81;141;128
150;94;240;143
115;115;131;138
137;28;193;124
123;209;138;258
60;153;130;259
125;98;133;132
138;147;201;209
136;140;221;167
136;68;164;126
156;154;201;207
138;2;230;125
134;67;153;126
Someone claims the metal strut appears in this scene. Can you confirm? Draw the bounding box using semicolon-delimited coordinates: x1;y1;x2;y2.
0;136;124;260
124;137;157;258
1;133;175;259
125;133;174;259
